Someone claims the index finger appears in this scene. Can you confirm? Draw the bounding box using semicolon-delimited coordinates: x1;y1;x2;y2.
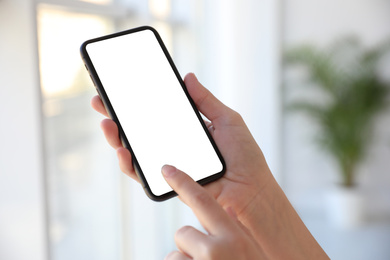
162;165;234;235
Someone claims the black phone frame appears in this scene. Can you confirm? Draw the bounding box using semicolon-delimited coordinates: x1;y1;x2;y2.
80;26;226;201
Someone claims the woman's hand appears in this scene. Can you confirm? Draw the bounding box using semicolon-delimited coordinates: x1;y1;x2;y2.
91;73;329;259
161;165;267;260
91;72;273;216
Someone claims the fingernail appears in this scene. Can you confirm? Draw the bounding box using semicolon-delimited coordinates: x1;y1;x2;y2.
162;165;177;178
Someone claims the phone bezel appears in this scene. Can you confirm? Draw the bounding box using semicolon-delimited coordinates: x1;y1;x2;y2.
80;26;226;201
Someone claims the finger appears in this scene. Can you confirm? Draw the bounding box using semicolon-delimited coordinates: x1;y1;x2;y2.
226;207;255;241
100;119;122;149
162;165;234;235
116;147;139;182
184;73;231;122
164;251;191;260
174;225;208;256
91;95;109;117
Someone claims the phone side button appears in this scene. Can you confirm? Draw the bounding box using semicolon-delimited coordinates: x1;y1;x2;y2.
89;74;98;89
89;74;94;84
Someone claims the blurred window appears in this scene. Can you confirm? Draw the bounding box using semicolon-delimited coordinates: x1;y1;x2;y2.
81;0;112;4
36;1;196;259
37;4;120;260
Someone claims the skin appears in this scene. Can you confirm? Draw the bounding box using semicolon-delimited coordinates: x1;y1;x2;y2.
91;73;329;259
161;165;266;259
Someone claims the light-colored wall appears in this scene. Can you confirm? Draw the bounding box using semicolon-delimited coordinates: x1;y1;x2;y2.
0;0;47;259
282;0;390;217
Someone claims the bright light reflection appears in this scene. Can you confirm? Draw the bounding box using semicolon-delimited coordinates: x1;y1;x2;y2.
149;0;171;19
80;0;111;5
37;5;111;98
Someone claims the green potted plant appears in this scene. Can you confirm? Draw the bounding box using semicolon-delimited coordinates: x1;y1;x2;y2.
284;36;390;227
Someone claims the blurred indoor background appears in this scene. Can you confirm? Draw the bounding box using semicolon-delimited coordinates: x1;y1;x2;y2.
1;0;389;259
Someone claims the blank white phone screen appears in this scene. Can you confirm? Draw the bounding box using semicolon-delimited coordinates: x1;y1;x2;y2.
86;29;223;196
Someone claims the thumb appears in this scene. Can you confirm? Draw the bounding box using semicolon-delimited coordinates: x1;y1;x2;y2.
184;73;231;122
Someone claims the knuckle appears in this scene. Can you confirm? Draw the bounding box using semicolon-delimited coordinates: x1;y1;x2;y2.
200;236;247;259
164;251;182;260
224;109;244;125
230;110;244;123
199;240;224;260
174;225;193;240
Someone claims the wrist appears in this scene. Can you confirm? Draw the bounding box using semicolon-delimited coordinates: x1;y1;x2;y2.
238;176;329;259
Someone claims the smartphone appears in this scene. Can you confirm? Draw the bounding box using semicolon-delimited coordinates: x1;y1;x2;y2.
80;26;225;201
